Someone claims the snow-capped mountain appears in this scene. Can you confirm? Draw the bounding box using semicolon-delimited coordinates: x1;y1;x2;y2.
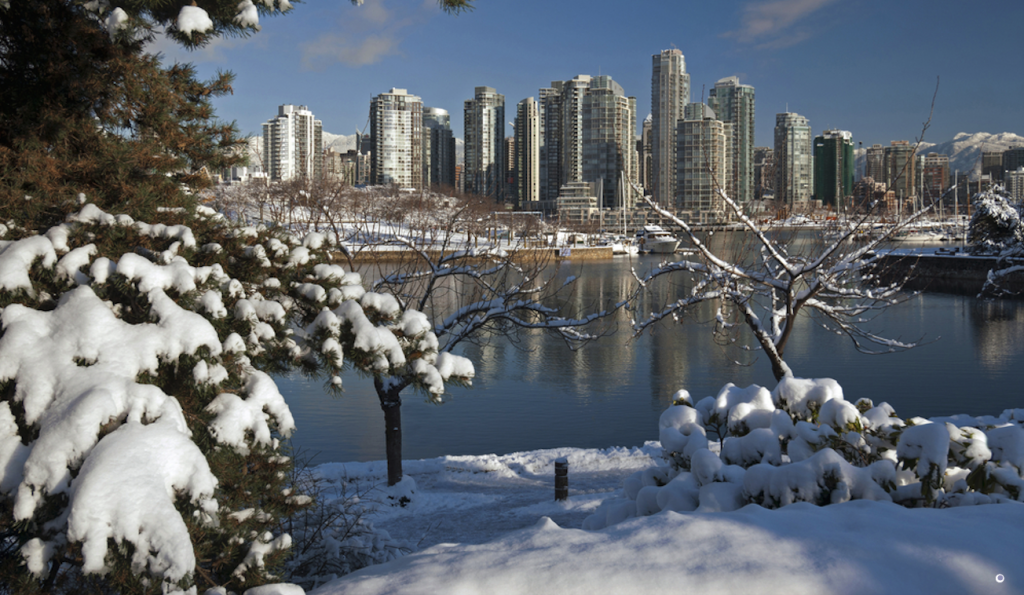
915;132;1023;177
322;131;466;165
855;132;1023;179
322;131;359;153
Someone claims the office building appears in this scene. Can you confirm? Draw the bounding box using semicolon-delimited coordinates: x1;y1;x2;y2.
774;112;813;206
920;152;949;202
1004;146;1024;176
981;151;1004;183
864;144;886;183
651;49;690;206
262;104;323;181
708;76;755;205
369;88;423;188
464;86;505;200
813;129;854;208
884;141;916;201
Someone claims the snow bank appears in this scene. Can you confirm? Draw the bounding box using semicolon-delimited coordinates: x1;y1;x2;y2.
314;501;1023;595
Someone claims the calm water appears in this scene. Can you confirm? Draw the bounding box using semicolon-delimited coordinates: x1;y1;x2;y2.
279;244;1024;465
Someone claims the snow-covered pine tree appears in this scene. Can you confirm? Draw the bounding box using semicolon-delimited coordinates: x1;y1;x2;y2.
0;201;472;593
967;185;1024;296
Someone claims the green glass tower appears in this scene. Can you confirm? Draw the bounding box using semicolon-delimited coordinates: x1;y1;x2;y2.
813;130;854;208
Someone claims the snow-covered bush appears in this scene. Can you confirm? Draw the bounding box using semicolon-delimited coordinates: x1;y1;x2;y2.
584;376;1024;530
0;202;469;594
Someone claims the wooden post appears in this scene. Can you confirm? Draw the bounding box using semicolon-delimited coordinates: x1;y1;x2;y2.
554;457;568;501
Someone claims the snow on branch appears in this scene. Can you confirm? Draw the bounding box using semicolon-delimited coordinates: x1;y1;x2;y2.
0;201;454;591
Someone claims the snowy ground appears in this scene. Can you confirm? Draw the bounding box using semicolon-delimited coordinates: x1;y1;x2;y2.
309;445;1024;595
313;445;659;550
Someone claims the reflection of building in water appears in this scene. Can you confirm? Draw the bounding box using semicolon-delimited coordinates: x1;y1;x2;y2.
970;299;1024;373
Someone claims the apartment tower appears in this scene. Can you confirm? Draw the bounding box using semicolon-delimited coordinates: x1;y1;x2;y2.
514;97;541;209
651;49;690;207
708;76;755;205
369;88;423;188
582;75;637;210
464;86;505;200
774;112;813;206
677;103;731;221
262;104;323;181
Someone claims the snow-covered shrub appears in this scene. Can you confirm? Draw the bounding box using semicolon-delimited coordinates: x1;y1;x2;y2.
0;203;467;594
584;376;1024;530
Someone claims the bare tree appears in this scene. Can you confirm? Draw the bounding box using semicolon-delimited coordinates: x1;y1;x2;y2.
331;189;620;486
629;86;941;381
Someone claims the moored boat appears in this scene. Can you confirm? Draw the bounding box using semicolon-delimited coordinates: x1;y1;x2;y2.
635;225;679;254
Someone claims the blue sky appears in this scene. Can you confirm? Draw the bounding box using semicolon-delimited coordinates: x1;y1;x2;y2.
153;0;1023;149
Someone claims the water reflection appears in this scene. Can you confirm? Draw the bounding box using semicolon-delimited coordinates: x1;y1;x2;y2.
280;250;1024;465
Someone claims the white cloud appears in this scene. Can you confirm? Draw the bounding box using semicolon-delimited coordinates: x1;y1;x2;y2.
300;0;434;70
302;34;402;69
722;0;837;49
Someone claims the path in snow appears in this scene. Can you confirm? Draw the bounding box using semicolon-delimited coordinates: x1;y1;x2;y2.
315;445;660;549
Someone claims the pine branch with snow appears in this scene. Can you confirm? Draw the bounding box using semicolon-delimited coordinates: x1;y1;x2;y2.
0;202;471;593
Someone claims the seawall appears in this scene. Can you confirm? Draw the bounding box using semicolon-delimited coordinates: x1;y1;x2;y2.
873;251;1024;296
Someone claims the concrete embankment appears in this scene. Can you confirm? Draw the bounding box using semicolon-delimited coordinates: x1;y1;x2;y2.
873;251;1024;295
346;246;614;264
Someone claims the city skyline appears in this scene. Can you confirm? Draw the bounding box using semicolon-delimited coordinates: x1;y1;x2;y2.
150;0;1023;150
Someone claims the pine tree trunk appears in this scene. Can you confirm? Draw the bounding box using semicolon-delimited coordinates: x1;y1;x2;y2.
375;378;404;486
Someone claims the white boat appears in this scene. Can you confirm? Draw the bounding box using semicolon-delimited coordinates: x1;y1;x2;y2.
598;234;639;256
635;225;679;254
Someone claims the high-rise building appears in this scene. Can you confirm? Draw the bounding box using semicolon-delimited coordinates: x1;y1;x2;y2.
651;49;690;206
920;152;949;202
677;103;731;221
262;104;323;181
708;76;755;205
884;141;916;201
982;151;1004;182
639;114;653;195
581;75;637;210
538;83;563;205
559;75;592;188
864;144;886;183
753;146;774;201
514;97;540;209
813;129;854;208
464;86;505;200
369;88;423;188
423;107;456;189
1004;146;1024;176
504;136;515;198
774;112;813;206
1006;166;1024;202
